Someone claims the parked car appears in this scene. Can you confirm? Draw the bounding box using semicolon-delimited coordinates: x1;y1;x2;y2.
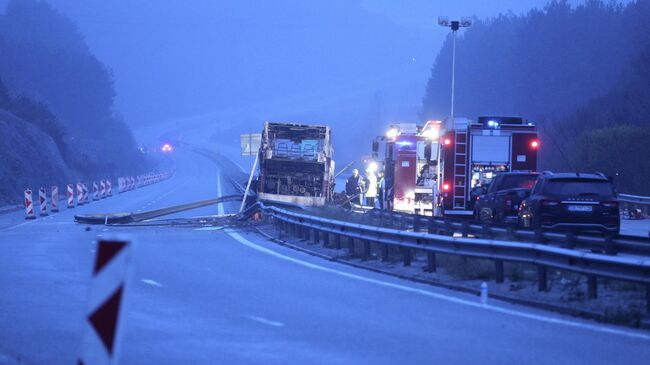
518;172;620;234
473;172;539;224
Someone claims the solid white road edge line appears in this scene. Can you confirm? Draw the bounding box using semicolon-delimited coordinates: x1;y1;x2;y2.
225;228;650;341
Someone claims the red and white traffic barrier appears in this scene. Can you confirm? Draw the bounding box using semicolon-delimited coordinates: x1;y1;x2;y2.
77;183;85;206
67;184;75;208
100;180;106;199
24;189;35;219
51;185;59;212
93;181;99;201
83;183;89;203
106;179;112;197
38;187;48;216
79;237;132;365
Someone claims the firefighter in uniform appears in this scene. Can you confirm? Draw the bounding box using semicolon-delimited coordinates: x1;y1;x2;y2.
365;168;378;208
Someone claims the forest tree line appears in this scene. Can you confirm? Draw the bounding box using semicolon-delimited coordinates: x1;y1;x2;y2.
421;0;650;194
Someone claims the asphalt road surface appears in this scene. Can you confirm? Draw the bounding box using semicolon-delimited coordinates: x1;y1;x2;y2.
1;148;649;365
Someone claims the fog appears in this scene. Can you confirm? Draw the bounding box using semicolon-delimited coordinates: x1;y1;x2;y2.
23;0;552;158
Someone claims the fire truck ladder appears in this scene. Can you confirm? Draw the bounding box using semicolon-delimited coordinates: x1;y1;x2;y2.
453;131;467;209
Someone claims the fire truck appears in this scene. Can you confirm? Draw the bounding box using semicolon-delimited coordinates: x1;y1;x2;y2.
372;116;538;216
440;116;539;217
371;121;442;215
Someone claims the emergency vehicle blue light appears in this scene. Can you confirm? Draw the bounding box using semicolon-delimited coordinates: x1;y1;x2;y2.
395;141;412;146
487;120;499;128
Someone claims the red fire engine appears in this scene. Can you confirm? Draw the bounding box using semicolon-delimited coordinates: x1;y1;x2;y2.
440;116;539;217
372;121;442;215
372;116;538;217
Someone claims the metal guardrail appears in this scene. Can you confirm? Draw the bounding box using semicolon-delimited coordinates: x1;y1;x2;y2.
245;202;650;311
364;209;650;257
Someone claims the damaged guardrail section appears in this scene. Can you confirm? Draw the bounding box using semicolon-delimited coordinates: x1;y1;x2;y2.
248;202;650;312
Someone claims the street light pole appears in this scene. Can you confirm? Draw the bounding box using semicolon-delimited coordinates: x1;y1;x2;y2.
438;17;472;129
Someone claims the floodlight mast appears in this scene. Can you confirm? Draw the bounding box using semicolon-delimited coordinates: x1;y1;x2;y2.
438;16;472;129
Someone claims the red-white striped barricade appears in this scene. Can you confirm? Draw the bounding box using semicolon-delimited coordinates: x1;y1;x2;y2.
24;189;35;219
100;180;106;199
129;177;134;190
79;236;132;365
106;179;112;197
67;184;75;208
93;181;99;201
38;187;48;216
51;185;59;212
77;183;85;206
83;183;89;204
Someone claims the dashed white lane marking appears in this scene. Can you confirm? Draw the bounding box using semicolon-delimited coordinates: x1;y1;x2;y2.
216;170;225;215
243;314;285;327
225;229;650;341
194;226;225;231
141;279;164;288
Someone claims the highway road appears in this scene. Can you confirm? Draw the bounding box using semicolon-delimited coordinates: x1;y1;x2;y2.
1;148;649;365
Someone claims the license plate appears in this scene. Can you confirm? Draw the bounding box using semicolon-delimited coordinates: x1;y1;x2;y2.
568;205;593;212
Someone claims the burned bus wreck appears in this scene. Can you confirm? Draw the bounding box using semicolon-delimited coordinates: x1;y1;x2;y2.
257;122;334;207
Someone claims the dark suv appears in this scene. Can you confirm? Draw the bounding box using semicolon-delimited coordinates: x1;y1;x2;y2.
473;172;539;225
518;172;620;234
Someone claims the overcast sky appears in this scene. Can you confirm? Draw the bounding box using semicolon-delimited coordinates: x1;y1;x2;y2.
7;1;556;127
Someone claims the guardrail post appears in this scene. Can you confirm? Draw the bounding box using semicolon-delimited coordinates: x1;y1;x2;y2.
427;219;435;234
495;261;504;284
310;229;319;244
402;248;411;266
482;224;491;239
276;219;284;240
425;252;437;272
362;240;371;260
444;220;453;236
348;237;356;257
604;234;617;256
534;228;544;243
381;244;389;262
323;231;330;247
587;276;598;299
564;232;576;249
334;233;342;250
646;284;650;313
461;221;469;238
413;217;420;232
537;266;548;291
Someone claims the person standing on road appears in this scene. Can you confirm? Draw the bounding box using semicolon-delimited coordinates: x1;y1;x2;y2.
345;169;362;205
365;168;377;208
377;171;385;209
